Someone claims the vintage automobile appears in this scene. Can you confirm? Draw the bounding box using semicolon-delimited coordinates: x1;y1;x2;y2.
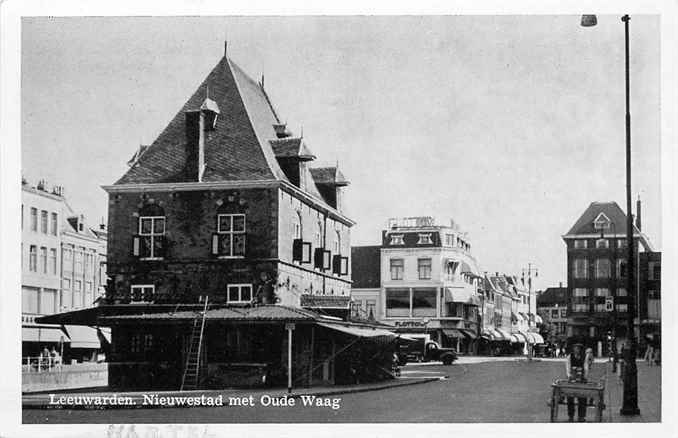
397;338;457;365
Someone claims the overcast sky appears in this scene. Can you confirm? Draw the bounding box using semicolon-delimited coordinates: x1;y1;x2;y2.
21;15;661;290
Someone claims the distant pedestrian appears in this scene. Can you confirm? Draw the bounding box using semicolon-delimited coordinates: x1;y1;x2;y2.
565;344;589;422
585;347;594;369
645;345;654;366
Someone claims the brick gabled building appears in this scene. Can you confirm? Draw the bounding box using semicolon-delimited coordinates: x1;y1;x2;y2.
562;201;653;351
103;44;354;310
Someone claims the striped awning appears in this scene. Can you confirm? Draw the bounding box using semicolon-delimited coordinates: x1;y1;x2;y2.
530;332;545;344
512;332;528;343
495;328;511;340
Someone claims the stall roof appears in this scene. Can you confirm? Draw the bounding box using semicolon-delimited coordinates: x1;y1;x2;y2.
35;304;209;326
99;305;321;324
316;322;397;338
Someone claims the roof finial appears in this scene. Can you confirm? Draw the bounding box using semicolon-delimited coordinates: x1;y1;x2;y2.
206;85;209;100
224;39;228;56
261;73;265;89
300;125;304;139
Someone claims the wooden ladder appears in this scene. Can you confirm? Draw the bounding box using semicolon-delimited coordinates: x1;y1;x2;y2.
180;297;209;391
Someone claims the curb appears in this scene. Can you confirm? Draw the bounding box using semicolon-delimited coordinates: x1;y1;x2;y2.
23;377;442;410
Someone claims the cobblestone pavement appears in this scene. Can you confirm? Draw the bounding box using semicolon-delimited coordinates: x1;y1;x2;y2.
23;360;660;423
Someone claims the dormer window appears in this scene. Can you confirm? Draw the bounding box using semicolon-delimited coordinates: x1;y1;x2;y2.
593;212;611;230
417;233;432;244
390;234;404;245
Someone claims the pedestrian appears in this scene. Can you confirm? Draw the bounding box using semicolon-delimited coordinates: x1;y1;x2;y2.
645;344;654;366
585;347;594;370
565;343;589;422
50;346;61;368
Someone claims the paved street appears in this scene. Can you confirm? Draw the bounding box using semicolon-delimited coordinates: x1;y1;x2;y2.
23;359;660;423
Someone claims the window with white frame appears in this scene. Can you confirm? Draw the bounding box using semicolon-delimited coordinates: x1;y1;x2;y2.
417;233;432;244
293;211;302;240
390;258;404;280
213;214;246;257
334;230;341;254
595;239;609;249
30;207;37;232
572;304;588;312
617;239;627;248
40;247;47;273
594;303;607;312
40;210;48;234
594;258;611;278
315;221;323;248
573;258;588;279
227;284;252;303
29;245;37;272
389;234;404;245
49;248;57;275
137;216;166;258
617;288;628;297
445;234;455;246
616;304;628;312
131;285;155;303
594;288;610;297
573;288;588;297
418;258;432;280
574;239;587;249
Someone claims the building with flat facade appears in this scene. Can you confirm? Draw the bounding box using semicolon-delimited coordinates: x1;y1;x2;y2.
536;285;568;344
22;181;108;362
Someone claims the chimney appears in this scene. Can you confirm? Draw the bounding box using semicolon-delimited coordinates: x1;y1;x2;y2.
185;110;205;182
636;195;642;231
559;281;563;288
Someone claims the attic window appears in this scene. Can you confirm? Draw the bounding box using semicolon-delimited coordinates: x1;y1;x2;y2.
417;233;433;244
593;212;611;230
390;234;404;245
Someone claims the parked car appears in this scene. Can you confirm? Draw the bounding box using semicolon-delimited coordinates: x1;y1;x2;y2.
397;338;457;365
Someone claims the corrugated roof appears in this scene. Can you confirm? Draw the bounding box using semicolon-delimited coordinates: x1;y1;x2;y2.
351;245;381;289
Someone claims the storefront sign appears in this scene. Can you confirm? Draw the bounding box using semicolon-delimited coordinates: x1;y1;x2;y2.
394;320;428;328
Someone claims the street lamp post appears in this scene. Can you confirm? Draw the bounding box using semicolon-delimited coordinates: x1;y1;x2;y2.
522;263;538;359
581;13;640;416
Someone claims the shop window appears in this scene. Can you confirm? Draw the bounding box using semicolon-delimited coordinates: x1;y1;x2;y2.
351;301;362;319
365;300;376;320
412;288;436;317
390;259;404;280
418;258;432;280
227;284;252;304
134;216;166;259
385;288;410;317
131;285;155;303
212;214;246;258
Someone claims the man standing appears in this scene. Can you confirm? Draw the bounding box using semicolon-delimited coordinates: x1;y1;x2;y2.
565;343;589;422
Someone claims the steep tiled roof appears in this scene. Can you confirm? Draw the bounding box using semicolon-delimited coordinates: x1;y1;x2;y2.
270;137;316;160
351;245;381;289
310;167;349;186
537;287;568;307
566;202;640;236
116;56;286;184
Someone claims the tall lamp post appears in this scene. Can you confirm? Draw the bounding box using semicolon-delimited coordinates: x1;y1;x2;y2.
522;263;538;359
581;13;640;416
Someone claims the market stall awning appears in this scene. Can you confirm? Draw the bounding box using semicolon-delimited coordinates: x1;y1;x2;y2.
512;332;528;343
443;329;465;338
518;312;528;321
316;322;397;338
509;334;520;343
519;330;535;344
22;326;67;343
35;304;209;326
481;329;495;340
62;325;106;349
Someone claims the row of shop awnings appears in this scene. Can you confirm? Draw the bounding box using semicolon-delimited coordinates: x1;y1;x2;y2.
442;328;477;339
481;328;544;344
510;312;544;325
22;325;111;349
